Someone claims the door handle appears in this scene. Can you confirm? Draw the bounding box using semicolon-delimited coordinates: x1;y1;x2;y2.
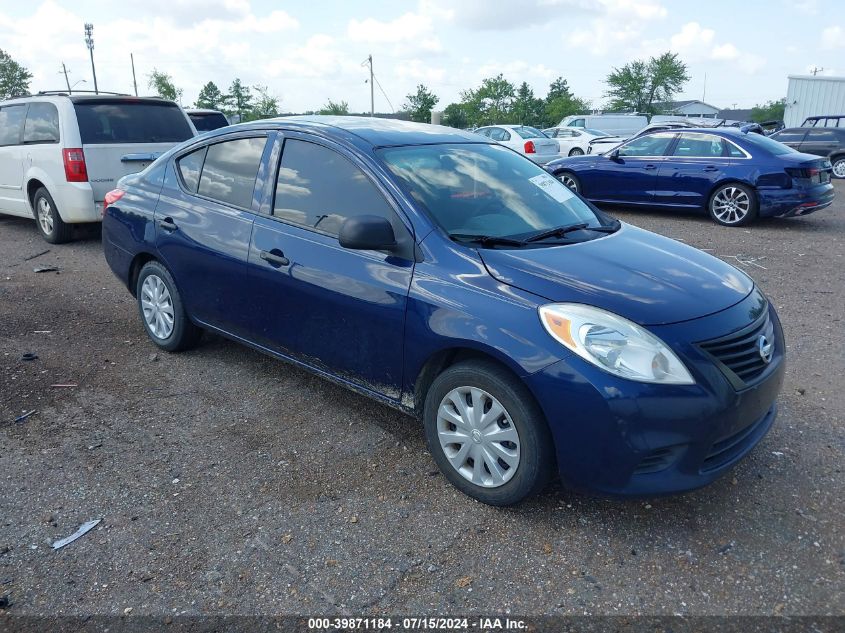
644;164;656;170
260;249;290;268
703;166;719;172
158;218;177;232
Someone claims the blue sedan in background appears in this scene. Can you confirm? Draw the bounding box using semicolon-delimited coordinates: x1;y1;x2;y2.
102;117;784;505
548;128;835;226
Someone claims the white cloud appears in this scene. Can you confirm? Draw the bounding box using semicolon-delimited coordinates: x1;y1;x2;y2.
348;12;434;43
394;59;446;83
822;25;844;49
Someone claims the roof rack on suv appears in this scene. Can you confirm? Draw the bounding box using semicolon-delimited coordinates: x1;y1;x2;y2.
35;90;132;96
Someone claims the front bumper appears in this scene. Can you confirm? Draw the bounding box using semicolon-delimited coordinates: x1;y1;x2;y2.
525;291;785;496
758;183;835;218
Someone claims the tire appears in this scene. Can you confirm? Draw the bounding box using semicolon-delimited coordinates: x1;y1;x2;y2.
32;187;72;244
557;171;580;193
136;260;202;352
708;182;758;227
423;360;554;506
568;147;585;157
832;157;845;179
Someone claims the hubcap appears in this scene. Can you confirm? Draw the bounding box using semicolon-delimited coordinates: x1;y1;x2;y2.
37;197;53;234
559;174;578;192
712;186;750;224
436;387;520;488
833;160;845;179
570;148;584;156
140;275;175;340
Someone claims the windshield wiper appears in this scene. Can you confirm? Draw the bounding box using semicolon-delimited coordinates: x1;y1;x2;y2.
450;233;526;247
523;222;589;243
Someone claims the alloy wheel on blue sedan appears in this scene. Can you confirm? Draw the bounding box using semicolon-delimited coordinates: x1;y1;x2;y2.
709;184;757;226
558;173;579;192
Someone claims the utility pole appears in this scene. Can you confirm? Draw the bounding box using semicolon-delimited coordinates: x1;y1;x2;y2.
702;72;707;102
811;66;824;76
84;23;99;94
60;63;71;92
362;54;374;117
130;53;138;96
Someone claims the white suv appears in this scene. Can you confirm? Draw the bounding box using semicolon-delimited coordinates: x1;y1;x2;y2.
0;93;196;243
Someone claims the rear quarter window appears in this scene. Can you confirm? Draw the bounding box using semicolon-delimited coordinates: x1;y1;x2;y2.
74;101;193;144
23;102;60;143
197;136;267;208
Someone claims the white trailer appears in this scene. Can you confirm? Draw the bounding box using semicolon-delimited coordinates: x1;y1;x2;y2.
784;75;845;127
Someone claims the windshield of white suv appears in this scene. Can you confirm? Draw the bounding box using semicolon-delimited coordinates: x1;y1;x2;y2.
379;143;617;246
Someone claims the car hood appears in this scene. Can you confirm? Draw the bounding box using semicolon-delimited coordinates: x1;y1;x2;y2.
479;223;754;326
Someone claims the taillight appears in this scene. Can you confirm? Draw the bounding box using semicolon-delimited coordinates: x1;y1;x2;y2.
103;189;125;216
62;148;88;182
524;140;536;154
786;166;820;179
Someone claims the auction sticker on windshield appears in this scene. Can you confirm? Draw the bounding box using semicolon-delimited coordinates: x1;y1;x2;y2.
529;173;573;203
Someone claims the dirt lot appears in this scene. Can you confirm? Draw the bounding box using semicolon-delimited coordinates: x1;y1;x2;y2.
1;184;843;621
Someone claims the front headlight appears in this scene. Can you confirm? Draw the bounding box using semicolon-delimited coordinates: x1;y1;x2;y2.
539;303;695;385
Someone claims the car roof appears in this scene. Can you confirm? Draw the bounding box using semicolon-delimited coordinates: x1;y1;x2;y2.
187;108;226;115
218;115;484;148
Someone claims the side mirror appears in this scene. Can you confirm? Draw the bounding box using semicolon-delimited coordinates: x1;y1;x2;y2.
609;148;621;161
338;215;397;251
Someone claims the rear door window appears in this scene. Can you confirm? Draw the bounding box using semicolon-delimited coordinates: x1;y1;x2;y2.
23;103;60;144
0;105;27;146
177;146;207;193
672;133;725;157
274;138;394;237
805;129;837;142
197;136;267;208
74;100;193;144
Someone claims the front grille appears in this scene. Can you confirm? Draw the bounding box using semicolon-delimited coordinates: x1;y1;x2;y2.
701;412;769;472
698;311;774;389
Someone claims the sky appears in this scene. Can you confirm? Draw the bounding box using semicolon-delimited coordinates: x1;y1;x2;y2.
0;0;841;113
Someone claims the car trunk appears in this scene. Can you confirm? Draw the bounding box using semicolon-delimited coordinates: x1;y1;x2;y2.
531;138;559;155
73;98;195;202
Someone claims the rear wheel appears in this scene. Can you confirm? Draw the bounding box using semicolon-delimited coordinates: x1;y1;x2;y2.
708;183;758;226
568;147;584;156
423;360;554;506
136;261;202;352
557;172;580;193
832;157;845;179
32;187;72;244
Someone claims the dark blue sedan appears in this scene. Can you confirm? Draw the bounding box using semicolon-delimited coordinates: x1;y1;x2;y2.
102;117;784;505
548;128;835;226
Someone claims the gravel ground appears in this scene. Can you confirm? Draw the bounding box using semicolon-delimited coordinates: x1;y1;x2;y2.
0;184;843;620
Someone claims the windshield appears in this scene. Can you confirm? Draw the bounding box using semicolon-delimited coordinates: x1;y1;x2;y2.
743;133;797;155
513;126;546;139
378;143;610;244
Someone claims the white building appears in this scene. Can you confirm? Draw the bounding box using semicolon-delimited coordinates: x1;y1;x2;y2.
656;100;721;118
784;75;845;127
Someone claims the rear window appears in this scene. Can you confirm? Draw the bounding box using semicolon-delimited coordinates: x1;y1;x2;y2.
745;133;798;155
74;101;193;144
513;126;546;139
189;112;229;132
0;105;27;146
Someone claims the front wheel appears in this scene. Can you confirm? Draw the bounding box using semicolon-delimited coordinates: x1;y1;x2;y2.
708;183;758;226
557;172;580;193
568;147;584;157
136;261;202;352
423;360;554;506
33;187;72;244
832;157;845;179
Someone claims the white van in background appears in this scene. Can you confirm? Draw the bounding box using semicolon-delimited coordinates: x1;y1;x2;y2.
559;114;649;138
0;93;196;243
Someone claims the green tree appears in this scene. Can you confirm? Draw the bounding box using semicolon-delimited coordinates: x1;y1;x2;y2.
195;81;225;110
442;102;470;129
512;82;545;126
460;74;516;126
750;98;786;123
224;78;254;121
247;85;280;120
403;84;439;123
605;52;689;114
0;49;32;100
147;68;182;102
319;99;349;115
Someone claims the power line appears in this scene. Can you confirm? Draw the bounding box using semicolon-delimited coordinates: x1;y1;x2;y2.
372;73;394;113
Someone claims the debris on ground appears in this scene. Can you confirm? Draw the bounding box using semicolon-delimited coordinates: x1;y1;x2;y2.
13;410;37;424
23;249;50;262
0;592;10;609
51;519;101;550
50;384;78;388
456;576;472;588
21;353;38;361
33;265;59;273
